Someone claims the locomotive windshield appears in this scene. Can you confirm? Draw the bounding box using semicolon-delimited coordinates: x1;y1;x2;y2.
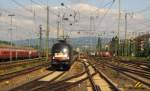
51;43;71;60
52;44;70;53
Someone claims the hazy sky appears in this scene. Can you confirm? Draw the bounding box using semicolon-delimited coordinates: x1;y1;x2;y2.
1;0;150;15
0;0;150;41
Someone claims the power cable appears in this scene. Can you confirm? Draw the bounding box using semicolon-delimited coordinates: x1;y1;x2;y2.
131;6;150;14
96;0;115;29
31;0;59;16
12;0;33;13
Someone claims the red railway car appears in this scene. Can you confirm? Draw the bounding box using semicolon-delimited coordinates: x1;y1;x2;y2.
0;47;39;61
96;51;112;58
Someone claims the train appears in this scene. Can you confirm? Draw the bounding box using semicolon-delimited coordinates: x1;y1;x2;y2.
95;51;113;58
51;40;73;70
0;47;39;61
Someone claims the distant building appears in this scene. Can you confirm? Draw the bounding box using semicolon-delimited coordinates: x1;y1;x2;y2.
134;33;150;57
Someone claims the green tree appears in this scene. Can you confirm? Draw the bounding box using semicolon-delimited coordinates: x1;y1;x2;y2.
110;36;119;56
143;38;150;57
96;37;102;52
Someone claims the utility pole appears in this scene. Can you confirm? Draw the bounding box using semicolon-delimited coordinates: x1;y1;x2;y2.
124;12;133;56
39;25;42;57
97;34;102;52
45;6;49;61
116;0;121;56
8;14;15;61
57;21;60;39
124;13;128;56
61;3;65;39
89;16;93;52
28;38;31;59
28;39;31;48
118;0;121;39
60;13;65;39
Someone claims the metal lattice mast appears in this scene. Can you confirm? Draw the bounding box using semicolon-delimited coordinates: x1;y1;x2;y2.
46;6;49;61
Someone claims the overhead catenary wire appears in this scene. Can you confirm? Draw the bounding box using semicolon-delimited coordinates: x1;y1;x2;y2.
0;8;35;31
12;0;51;25
122;4;150;28
30;0;61;32
31;0;64;30
0;0;41;40
11;0;43;20
12;0;47;27
0;8;31;19
12;0;33;13
121;12;150;35
130;6;150;14
36;0;48;6
30;0;59;16
11;0;39;33
102;0;115;8
95;0;115;9
96;0;115;29
96;0;105;6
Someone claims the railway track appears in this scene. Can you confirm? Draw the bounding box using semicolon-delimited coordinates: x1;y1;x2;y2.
113;57;150;69
96;57;150;78
104;60;150;79
28;60;100;91
0;55;123;91
93;57;150;89
36;59;120;91
48;59;120;91
11;58;116;91
11;61;86;91
107;58;150;80
0;57;47;77
6;56;148;91
0;61;49;81
106;63;150;87
0;58;45;69
87;61;120;91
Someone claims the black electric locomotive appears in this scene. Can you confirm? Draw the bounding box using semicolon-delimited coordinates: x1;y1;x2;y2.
51;40;73;70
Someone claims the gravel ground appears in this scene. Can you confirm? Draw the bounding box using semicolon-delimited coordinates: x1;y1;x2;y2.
0;67;51;91
11;61;86;91
94;59;149;91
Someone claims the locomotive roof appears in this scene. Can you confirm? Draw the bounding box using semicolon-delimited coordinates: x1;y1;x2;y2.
52;41;72;49
58;40;66;43
53;42;70;47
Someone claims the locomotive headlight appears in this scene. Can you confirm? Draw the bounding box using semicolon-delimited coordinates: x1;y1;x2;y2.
66;56;69;59
52;56;55;59
63;48;67;53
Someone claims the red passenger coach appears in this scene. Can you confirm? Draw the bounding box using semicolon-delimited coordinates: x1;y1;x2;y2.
30;50;38;58
0;48;10;59
96;51;112;58
0;47;39;61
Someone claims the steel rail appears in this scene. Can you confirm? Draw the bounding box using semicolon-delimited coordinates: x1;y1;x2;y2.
87;60;120;91
47;72;96;91
106;64;150;87
105;62;150;79
12;71;67;91
0;62;49;81
12;56;79;91
94;57;150;88
83;61;101;91
31;61;88;91
0;58;45;66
